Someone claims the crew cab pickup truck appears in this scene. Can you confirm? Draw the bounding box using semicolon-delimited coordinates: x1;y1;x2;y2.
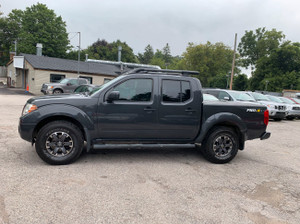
19;69;270;165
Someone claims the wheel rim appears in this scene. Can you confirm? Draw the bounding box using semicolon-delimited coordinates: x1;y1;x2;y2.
45;132;74;157
53;90;61;94
212;134;233;158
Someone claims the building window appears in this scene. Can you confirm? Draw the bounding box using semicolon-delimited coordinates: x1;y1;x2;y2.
104;78;112;84
50;74;65;83
79;76;93;84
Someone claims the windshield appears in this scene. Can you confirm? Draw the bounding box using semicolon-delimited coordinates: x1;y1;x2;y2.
293;98;300;104
230;92;256;102
279;97;295;104
89;76;121;96
250;92;270;101
203;94;219;101
59;78;70;84
267;95;283;103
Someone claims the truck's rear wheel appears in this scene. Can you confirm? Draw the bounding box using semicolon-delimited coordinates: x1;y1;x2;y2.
35;121;84;165
201;126;239;164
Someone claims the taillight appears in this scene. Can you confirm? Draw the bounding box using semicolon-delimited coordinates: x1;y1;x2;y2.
264;110;269;126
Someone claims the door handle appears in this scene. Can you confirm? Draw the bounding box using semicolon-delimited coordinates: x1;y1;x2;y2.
185;108;196;113
144;107;156;112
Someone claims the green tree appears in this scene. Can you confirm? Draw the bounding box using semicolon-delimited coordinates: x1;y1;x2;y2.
86;39;137;63
137;44;154;64
251;41;300;91
233;74;249;90
162;43;172;65
238;28;285;69
209;74;228;89
0;3;69;62
181;42;238;87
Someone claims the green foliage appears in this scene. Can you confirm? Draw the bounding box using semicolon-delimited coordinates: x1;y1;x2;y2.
251;41;300;91
162;43;172;64
233;74;249;91
238;28;285;69
86;39;137;63
137;44;154;64
0;3;69;64
239;27;300;92
181;42;238;87
137;44;180;69
209;74;229;89
65;49;88;61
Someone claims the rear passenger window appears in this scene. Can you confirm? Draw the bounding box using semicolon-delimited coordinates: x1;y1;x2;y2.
162;80;191;103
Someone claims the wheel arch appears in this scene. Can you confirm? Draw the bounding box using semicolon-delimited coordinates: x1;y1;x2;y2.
196;113;247;150
53;88;64;93
33;115;83;137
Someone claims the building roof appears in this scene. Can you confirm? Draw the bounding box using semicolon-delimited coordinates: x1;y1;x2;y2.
20;54;131;76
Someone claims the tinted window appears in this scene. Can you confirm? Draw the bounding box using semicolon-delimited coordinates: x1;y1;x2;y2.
68;79;78;85
162;80;181;102
113;79;152;102
162;80;191;103
218;91;231;100
74;86;84;93
182;81;191;102
79;76;92;84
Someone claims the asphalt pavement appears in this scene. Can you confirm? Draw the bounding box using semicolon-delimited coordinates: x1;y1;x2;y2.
0;89;299;224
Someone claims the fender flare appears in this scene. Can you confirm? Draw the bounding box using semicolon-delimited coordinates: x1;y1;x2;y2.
195;112;247;148
32;104;94;151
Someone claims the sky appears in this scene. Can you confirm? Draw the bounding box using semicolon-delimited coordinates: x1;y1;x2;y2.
1;0;300;57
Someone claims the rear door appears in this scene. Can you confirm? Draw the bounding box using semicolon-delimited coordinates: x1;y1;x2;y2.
157;77;202;140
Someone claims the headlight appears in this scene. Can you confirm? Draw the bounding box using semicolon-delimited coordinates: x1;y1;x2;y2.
47;86;53;90
22;103;38;116
267;104;275;109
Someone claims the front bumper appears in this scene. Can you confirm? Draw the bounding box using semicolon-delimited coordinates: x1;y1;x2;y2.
18;118;35;142
269;111;286;119
286;110;300;118
41;89;53;95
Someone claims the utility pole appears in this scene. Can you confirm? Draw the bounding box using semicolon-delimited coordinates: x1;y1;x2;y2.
77;32;81;76
230;33;237;90
14;40;17;55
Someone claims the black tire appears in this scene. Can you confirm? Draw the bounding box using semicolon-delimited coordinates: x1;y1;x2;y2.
201;126;239;164
35;121;84;165
53;89;63;94
273;118;282;121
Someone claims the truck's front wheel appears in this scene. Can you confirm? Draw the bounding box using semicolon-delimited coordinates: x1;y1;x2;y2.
201;126;239;164
35;121;84;165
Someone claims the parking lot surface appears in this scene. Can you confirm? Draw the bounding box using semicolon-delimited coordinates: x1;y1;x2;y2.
0;88;300;224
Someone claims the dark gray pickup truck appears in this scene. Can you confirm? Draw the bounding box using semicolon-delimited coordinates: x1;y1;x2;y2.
19;69;270;165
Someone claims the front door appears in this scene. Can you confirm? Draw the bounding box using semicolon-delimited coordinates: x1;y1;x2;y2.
98;77;158;140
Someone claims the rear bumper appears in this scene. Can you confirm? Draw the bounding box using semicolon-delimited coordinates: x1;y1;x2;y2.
260;132;271;140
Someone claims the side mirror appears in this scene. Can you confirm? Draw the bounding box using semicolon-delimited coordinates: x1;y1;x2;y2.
107;91;120;103
67;83;72;86
223;96;230;101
